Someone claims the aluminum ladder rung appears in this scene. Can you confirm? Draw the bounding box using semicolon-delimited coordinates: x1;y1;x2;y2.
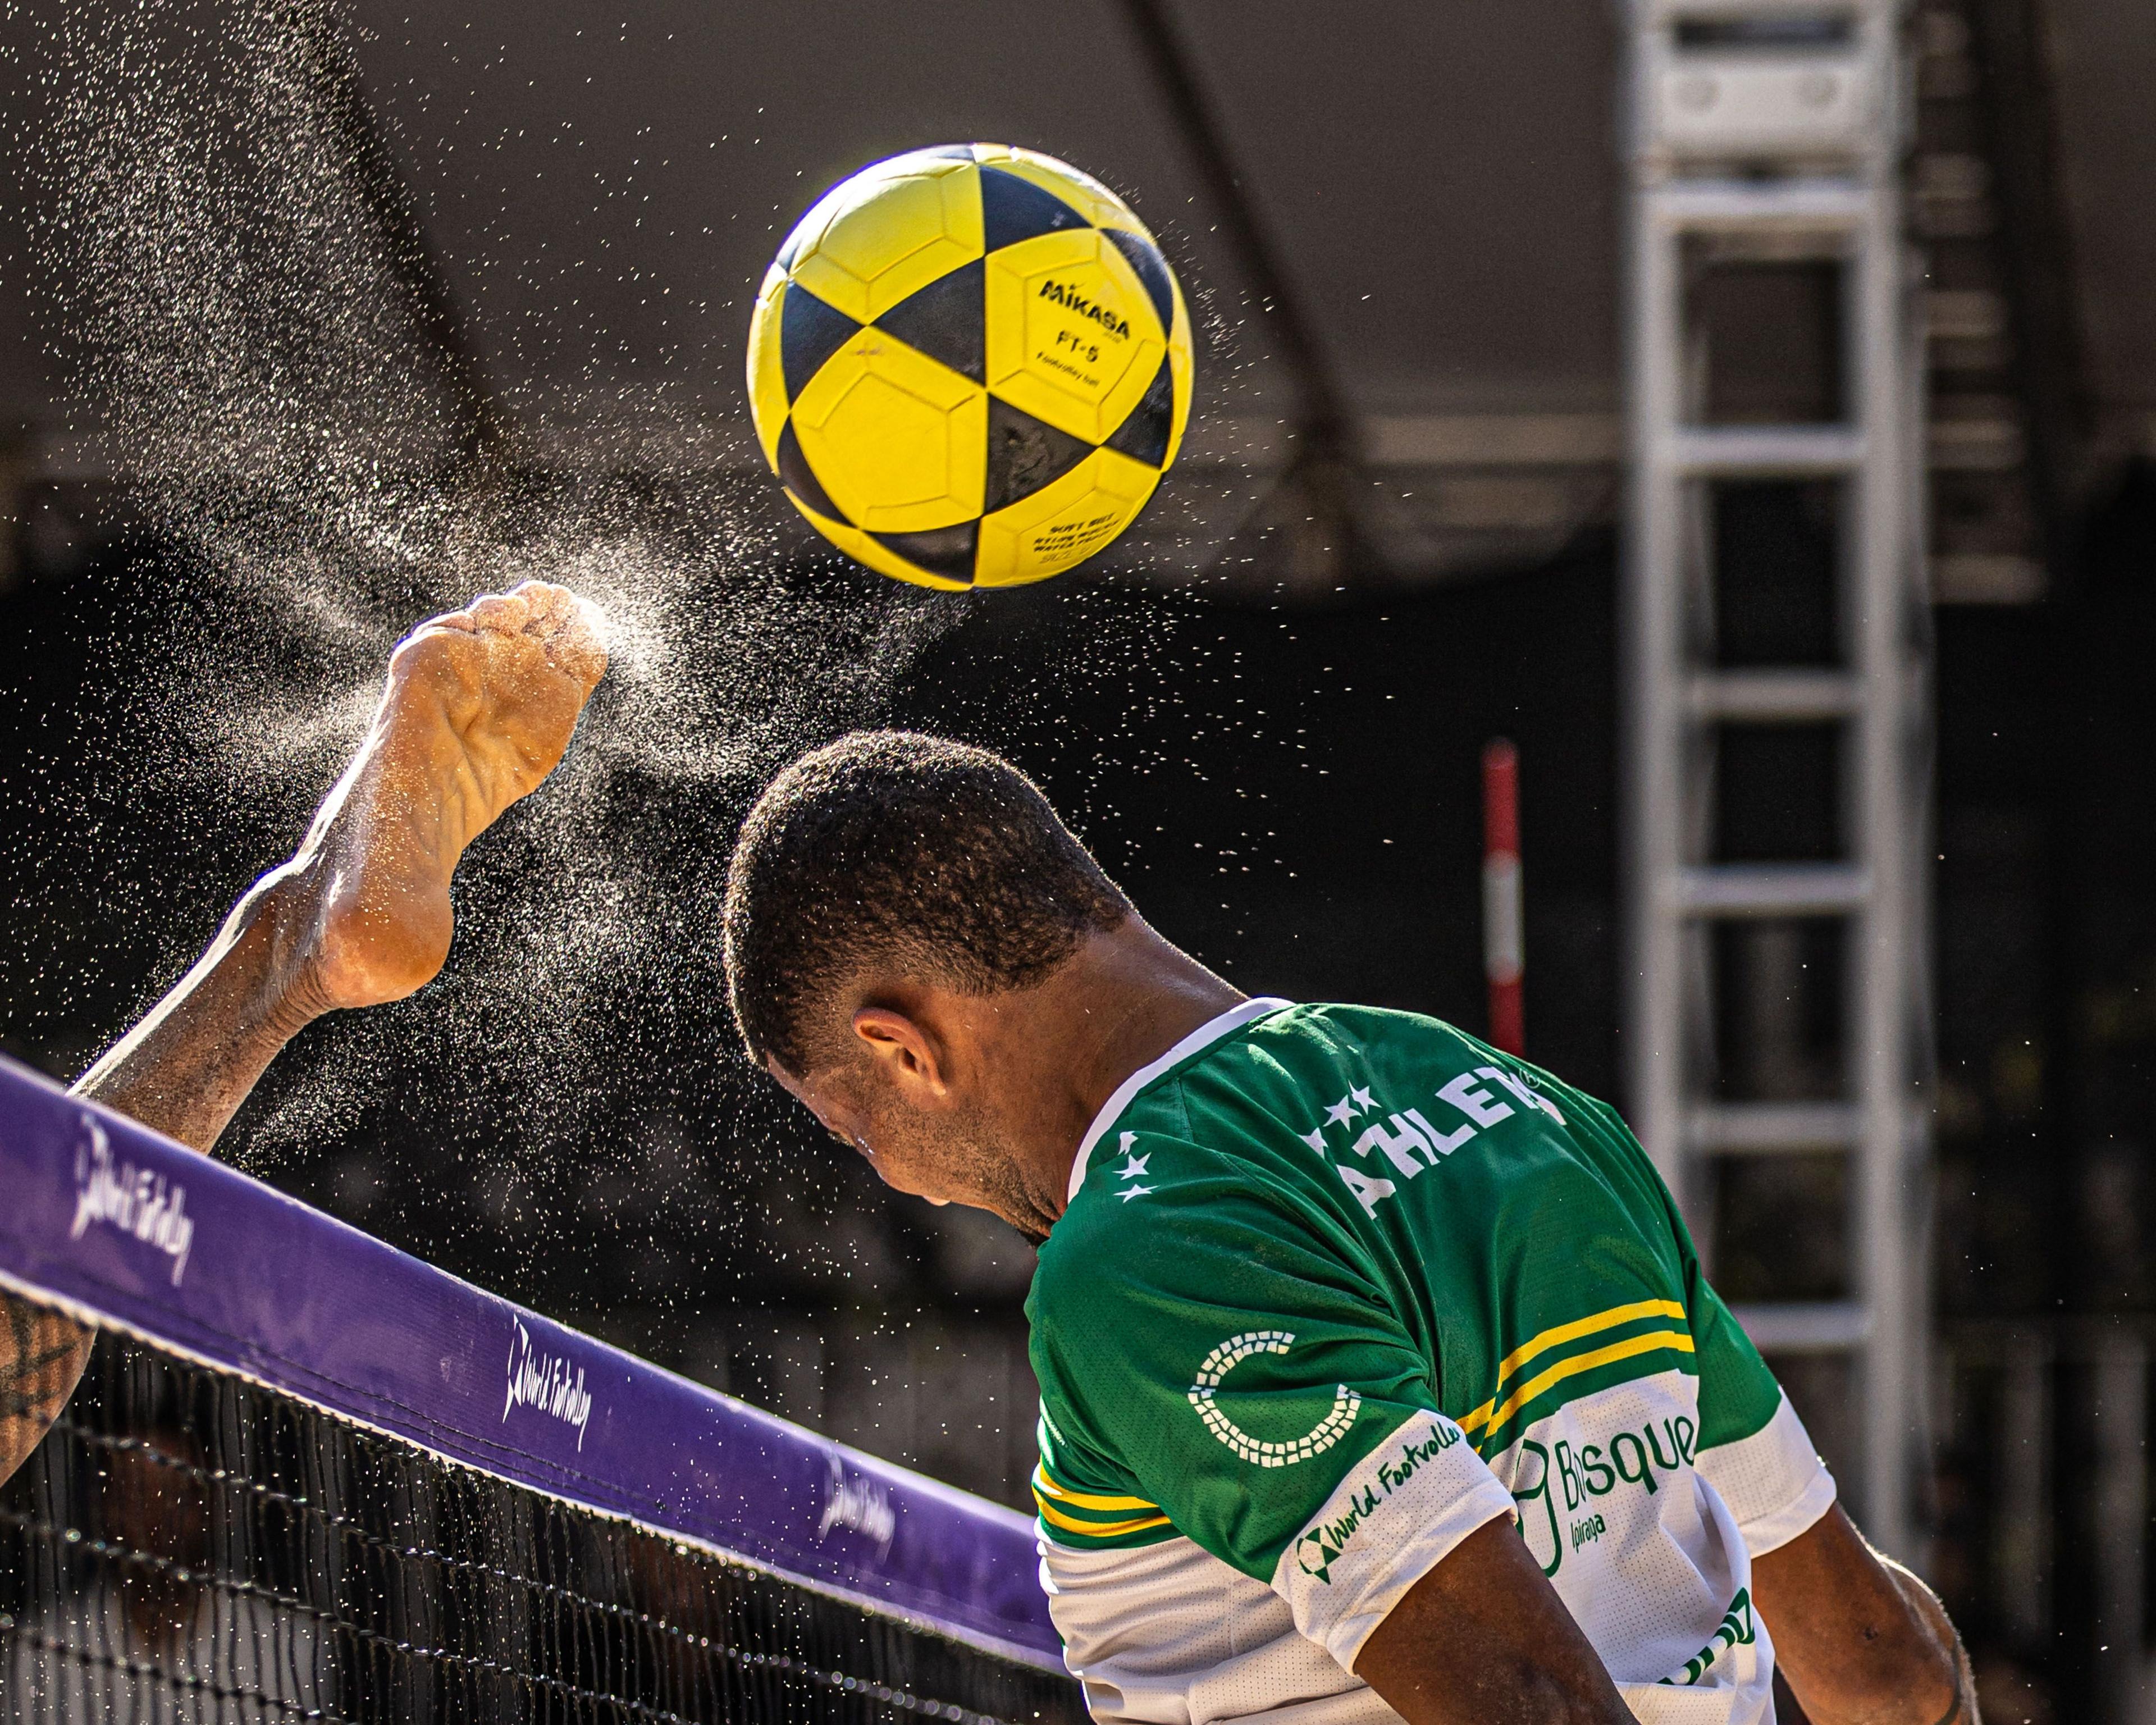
1645;178;1873;230
1686;669;1862;722
1684;1102;1863;1154
1661;426;1866;476
1730;1300;1873;1353
1670;862;1870;916
1641;0;1874;25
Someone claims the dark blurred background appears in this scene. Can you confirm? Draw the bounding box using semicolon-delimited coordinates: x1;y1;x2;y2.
2;1;2155;1719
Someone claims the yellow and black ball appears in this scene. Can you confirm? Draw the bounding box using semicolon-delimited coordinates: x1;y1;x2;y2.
747;144;1193;590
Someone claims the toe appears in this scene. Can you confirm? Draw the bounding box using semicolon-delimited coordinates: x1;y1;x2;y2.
468;592;531;633
546;595;610;690
401;606;477;646
387;615;467;680
506;586;573;625
523;585;594;656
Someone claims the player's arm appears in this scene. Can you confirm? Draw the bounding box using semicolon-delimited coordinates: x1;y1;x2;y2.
1678;1258;1970;1722
1595;1091;1972;1725
0;1299;93;1488
1037;1156;1632;1725
1752;1504;1972;1725
1353;1516;1634;1725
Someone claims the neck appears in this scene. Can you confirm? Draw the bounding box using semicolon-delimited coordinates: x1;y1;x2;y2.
1002;919;1246;1225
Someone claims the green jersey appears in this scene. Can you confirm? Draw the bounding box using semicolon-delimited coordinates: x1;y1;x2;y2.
1028;1000;1832;1725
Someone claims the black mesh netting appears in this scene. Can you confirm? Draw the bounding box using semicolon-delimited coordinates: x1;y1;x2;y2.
0;1332;1082;1724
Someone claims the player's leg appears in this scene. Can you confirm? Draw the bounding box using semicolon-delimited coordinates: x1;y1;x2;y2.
0;1302;91;1491
0;580;607;1485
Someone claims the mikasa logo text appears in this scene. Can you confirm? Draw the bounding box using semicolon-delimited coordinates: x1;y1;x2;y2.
1038;278;1130;339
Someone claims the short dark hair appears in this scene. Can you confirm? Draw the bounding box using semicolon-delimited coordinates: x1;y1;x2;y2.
723;731;1131;1074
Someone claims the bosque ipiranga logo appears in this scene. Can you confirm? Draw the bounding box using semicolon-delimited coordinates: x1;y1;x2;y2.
1186;1330;1361;1468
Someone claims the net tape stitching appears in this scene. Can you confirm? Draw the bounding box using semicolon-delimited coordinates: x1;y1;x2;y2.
2;1414;1015;1725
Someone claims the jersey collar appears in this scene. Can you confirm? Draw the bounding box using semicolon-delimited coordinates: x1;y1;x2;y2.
1066;997;1294;1201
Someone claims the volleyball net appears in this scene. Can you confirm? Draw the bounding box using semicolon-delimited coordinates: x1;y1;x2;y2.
0;1055;1075;1723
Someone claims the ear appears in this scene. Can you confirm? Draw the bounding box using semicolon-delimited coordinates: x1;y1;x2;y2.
852;1007;951;1103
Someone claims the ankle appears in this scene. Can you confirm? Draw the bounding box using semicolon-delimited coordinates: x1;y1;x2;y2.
232;866;340;1039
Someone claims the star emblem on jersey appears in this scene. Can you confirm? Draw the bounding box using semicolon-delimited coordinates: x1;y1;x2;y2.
746;144;1194;590
1313;1084;1378;1143
1111;1131;1153;1200
1186;1331;1362;1468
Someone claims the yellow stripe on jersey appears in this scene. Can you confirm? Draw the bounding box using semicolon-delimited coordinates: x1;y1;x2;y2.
1462;1330;1697;1440
1031;1463;1161;1514
1033;1496;1173;1539
1492;1299;1688;1395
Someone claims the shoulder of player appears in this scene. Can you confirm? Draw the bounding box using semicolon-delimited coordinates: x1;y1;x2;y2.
1209;1001;1511;1100
1035;1131;1314;1309
1210;1003;1573;1144
1048;1128;1254;1256
1077;1002;1466;1151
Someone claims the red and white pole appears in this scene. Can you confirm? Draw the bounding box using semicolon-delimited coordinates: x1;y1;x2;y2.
1482;740;1524;1055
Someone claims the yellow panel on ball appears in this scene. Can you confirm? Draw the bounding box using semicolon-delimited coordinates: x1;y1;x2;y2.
985;229;1168;446
1164;306;1195;468
788;157;985;326
975;446;1161;587
744;264;792;471
789;328;988;533
780;494;973;591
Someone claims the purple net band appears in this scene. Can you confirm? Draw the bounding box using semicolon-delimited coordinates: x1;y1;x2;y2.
0;1054;1061;1668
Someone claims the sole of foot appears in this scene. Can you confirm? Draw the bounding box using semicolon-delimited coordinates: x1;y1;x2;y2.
286;581;610;1014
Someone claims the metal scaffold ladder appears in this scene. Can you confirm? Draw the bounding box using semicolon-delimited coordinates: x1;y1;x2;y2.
1619;0;1932;1558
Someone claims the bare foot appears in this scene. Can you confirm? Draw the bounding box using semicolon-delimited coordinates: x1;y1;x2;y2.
0;584;605;1500
280;580;609;1012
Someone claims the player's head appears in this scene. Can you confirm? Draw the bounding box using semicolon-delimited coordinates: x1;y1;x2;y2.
723;731;1131;1227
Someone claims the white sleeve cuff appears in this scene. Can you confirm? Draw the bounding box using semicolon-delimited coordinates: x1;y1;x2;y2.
1269;1412;1520;1671
1695;1392;1837;1557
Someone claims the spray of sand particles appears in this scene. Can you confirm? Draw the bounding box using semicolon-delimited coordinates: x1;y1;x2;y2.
8;0;999;1170
0;0;1304;1349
